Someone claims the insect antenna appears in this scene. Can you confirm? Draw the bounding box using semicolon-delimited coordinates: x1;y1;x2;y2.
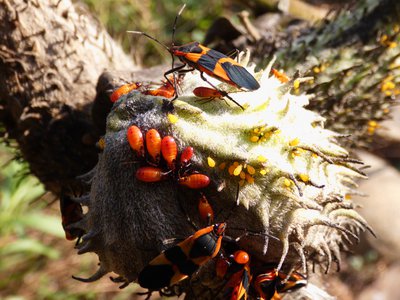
127;31;170;52
171;4;186;97
171;4;186;49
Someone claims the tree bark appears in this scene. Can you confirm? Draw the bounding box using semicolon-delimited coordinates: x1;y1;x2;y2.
0;0;137;194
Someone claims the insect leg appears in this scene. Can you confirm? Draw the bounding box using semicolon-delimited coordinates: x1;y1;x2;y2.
199;72;244;110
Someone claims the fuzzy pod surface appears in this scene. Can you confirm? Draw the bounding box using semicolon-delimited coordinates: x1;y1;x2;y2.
72;58;373;298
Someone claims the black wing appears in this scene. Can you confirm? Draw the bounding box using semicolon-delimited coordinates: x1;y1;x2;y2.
222;62;260;90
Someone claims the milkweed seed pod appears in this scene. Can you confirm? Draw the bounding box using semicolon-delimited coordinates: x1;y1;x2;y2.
273;0;400;149
70;53;373;299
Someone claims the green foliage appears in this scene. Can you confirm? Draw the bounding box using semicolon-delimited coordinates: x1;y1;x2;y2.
0;145;64;292
81;0;224;65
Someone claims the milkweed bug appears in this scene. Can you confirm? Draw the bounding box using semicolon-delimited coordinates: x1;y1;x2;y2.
127;125;144;158
271;68;289;83
214;250;252;300
180;146;194;167
136;166;169;183
144;75;182;99
137;223;226;291
110;82;142;102
198;194;214;224
253;268;307;300
60;195;84;241
193;86;227;100
161;136;178;170
145;129;162;165
178;173;210;189
128;5;258;109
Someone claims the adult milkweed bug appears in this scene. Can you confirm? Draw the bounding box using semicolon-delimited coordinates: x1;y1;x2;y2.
178;173;210;189
60;195;85;241
222;251;251;300
137;223;226;291
253;268;307;300
128;4;259;109
127;125;144;158
161;136;178;170
136;166;169;183
214;249;251;300
145;129;162;165
110;82;142;103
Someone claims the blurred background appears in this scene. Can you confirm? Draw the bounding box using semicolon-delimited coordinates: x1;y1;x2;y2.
1;0;399;299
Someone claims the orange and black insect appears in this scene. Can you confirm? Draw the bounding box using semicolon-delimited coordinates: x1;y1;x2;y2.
138;223;226;291
128;5;259;109
253;268;307;300
136;166;169;183
222;250;252;300
110;82;142;103
127;125;144;158
178;173;210;189
60;195;84;242
161;136;178;170
145;129;162;165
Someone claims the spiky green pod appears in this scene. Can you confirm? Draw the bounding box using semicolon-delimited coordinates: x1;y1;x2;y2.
273;0;400;148
71;57;372;299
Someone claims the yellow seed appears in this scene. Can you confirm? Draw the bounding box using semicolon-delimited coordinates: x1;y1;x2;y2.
233;161;239;167
167;114;178;124
247;165;255;175
250;135;259;142
257;155;267;162
219;162;226;170
259;169;268;175
367;127;375;135
368;120;377;127
207;157;216;168
263;132;272;139
394;25;400;33
245;174;254;184
239;180;245;187
320;64;326;72
233;164;243;176
380;34;388;44
312;153;318;158
385;90;392;96
253;128;260;133
293;79;300;89
313;66;321;73
283;178;292;187
299;174;309;182
289;138;300;147
228;165;235;175
389;42;397;48
239;171;246;179
345;194;352;200
381;81;395;91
